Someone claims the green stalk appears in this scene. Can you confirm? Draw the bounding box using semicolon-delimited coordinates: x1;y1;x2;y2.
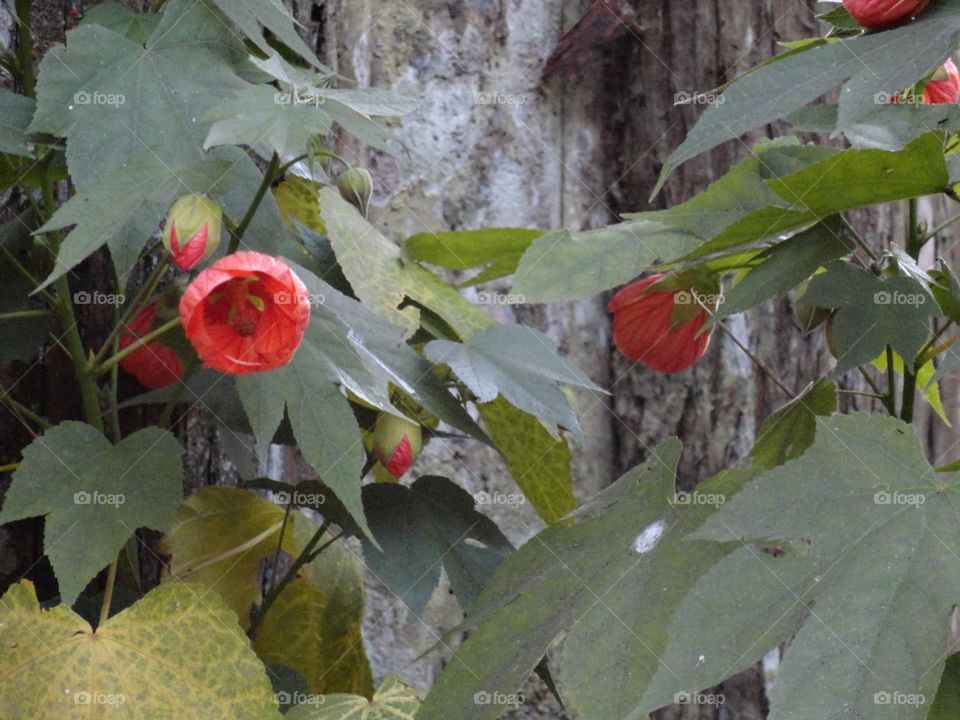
14;0;34;98
885;345;897;417
228;153;280;254
901;197;921;423
94;317;180;376
0;385;51;429
0;309;50;321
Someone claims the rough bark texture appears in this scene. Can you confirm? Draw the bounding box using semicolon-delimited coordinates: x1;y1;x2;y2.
3;2;959;720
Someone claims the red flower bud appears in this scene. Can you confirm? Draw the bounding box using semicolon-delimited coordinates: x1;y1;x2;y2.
923;59;960;104
843;0;928;29
373;414;422;478
163;194;223;270
178;251;310;375
608;274;715;373
119;302;184;389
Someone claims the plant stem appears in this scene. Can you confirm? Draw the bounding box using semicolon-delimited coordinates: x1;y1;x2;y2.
0;462;20;473
0;386;50;429
91;253;171;368
228;153;280;254
98;559;117;628
179;521;285;578
901;197;921;423
885;345;897;417
715;320;795;399
840;217;880;263
0;243;59;307
918;210;960;246
94;317;180;376
0;309;50;321
14;0;34;98
158;358;197;429
249;518;332;640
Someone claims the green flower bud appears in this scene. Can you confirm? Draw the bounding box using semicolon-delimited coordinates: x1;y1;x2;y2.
373;413;422;478
337;167;373;217
163;194;223;270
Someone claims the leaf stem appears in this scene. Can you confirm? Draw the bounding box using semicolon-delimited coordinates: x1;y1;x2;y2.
714;320;795;398
94;317;180;376
0;386;50;429
0;462;20;473
97;559;117;628
0;309;50;321
885;345;897;417
918;210;960;246
14;0;34;98
840;217;879;263
901;197;921;423
228;153;280;254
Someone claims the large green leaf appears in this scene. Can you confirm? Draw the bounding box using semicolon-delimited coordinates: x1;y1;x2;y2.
930;656;960;720
656;3;960;191
160;486;300;628
748;378;838;469
208;0;318;67
285;676;421;720
361;476;513;617
0;88;35;156
254;520;374;697
806;261;936;374
0;219;52;362
692;413;960;720
403;227;544;286
424;325;602;435
0;580;281;719
0;421;183;605
82;0;160;42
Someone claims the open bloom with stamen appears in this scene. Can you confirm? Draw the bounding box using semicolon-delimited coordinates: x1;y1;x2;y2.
609;274;713;373
119;302;183;389
179;251;310;374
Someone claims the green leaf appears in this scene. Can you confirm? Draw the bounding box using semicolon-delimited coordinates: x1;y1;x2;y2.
714;219;853;321
82;0;160;43
656;4;960;191
806;261;936;373
319;187;420;336
160;486;299;628
873;351;949;425
0;422;183;605
254;520;374;696
403;227;544;286
0;580;281;719
285;676;421;720
204;85;333;161
748;378;838;469
361;476;513;617
209;0;318;67
424;325;601;435
930;656;960;720
692;413;960;720
513;222;700;302
0;220;52;362
0;88;35;156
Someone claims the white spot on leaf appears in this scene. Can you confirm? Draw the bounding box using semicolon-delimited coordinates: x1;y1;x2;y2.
632;519;667;555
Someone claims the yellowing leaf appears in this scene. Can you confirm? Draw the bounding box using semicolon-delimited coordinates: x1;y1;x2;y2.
160;486;297;628
254;521;374;697
0;580;281;719
285;676;421;720
275;175;327;234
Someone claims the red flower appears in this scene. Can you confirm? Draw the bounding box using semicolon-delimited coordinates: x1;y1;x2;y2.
923;59;960;104
163;194;222;271
373;414;422;478
179;252;310;375
843;0;928;29
119;303;183;389
609;274;713;373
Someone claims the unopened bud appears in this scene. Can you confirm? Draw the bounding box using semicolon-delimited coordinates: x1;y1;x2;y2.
163;194;222;270
337;167;373;217
373;413;422;478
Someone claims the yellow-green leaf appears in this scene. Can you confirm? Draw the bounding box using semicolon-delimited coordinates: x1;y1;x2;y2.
160;486;297;628
254;520;374;697
285;676;421;720
275;175;327;234
0;580;281;719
